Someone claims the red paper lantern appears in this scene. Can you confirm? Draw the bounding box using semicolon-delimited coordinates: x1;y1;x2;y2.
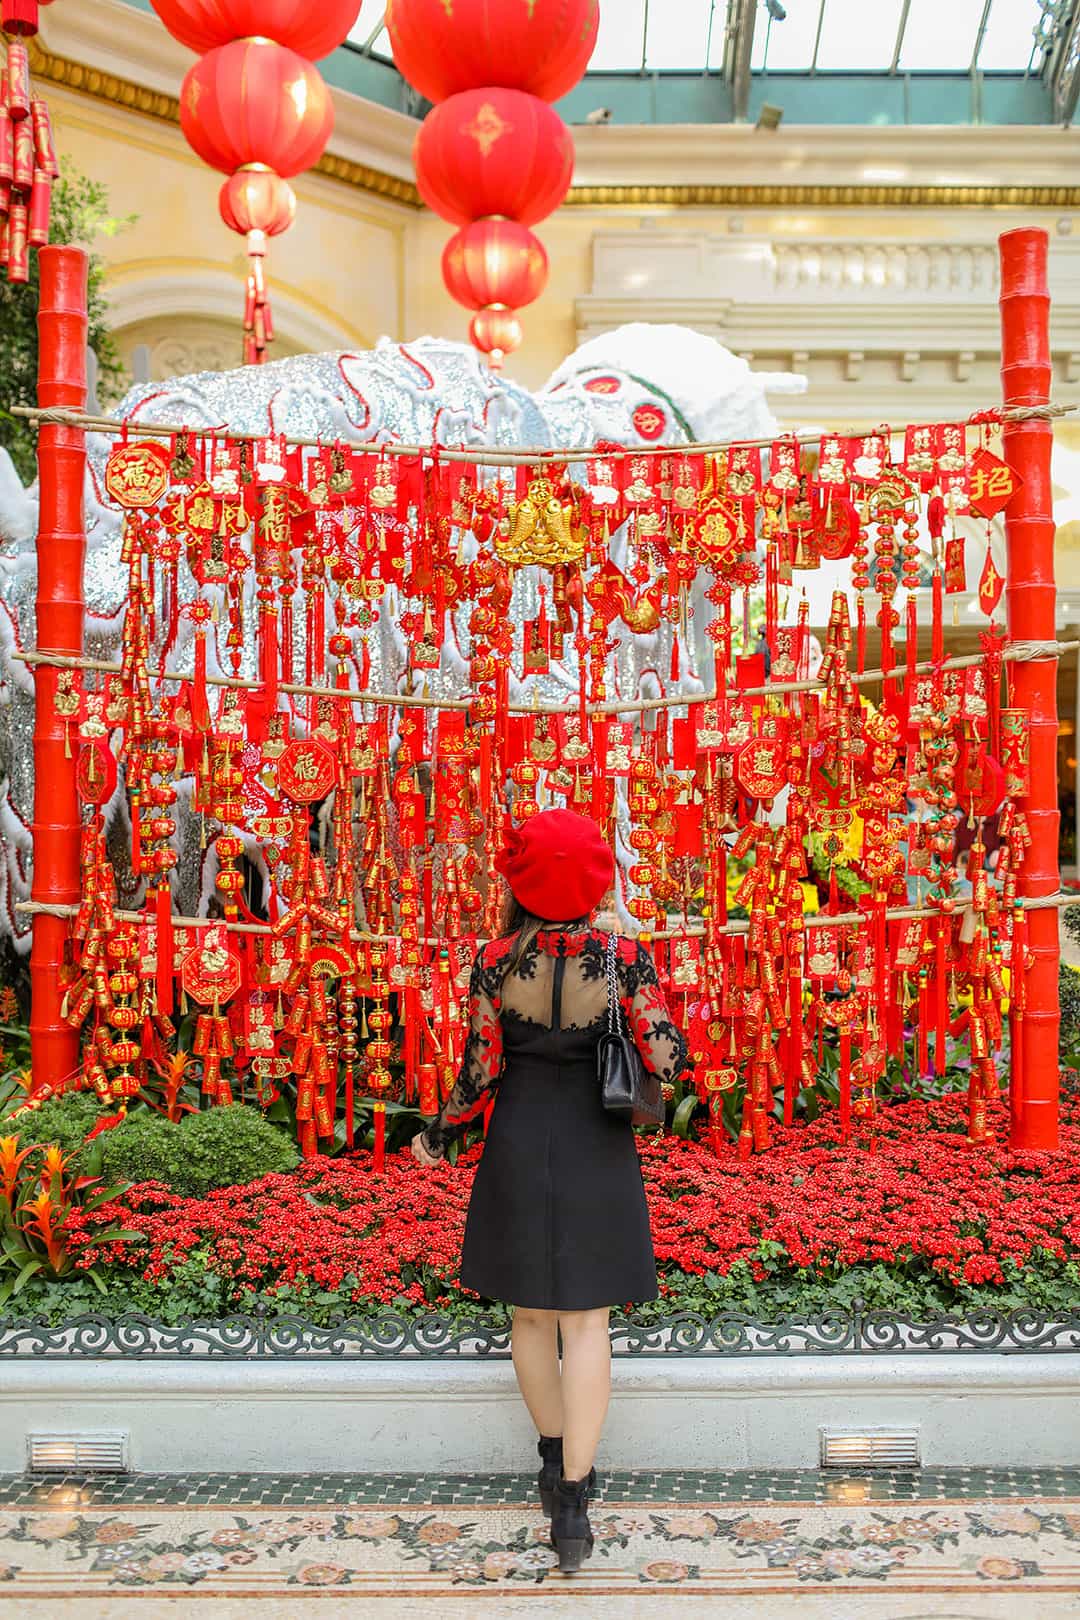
386;0;599;103
469;308;523;370
150;0;360;60
1;0;42;35
180;40;334;178
442;219;548;313
219;166;297;238
415;89;573;227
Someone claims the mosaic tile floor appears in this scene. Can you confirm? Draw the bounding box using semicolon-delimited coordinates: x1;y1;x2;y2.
1;1471;1079;1618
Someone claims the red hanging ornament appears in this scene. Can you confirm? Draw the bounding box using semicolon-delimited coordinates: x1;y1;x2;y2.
386;0;599;104
442;218;549;312
180;40;334;178
468;307;523;371
415;89;573;225
150;0;361;59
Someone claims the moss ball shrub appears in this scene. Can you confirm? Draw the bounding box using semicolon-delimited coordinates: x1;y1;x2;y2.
99;1104;299;1196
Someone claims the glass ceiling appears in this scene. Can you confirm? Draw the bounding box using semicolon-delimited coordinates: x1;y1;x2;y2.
348;0;1055;76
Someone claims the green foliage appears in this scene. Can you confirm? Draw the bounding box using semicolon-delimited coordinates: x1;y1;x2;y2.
99;1105;300;1197
1060;962;1080;1072
6;1246;1079;1329
0;161;134;483
7;1090;104;1170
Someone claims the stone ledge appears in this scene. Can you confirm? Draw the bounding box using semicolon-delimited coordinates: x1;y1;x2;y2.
4;1354;1078;1473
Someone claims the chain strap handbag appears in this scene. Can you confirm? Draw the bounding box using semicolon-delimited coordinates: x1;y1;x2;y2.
598;932;665;1129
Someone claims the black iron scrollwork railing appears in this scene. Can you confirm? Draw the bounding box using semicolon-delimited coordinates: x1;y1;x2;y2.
1;1306;1079;1359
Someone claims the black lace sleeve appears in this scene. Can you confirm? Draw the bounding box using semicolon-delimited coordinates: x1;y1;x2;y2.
419;950;504;1159
621;940;692;1086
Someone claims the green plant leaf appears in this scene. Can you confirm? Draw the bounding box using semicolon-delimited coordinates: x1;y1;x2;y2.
671;1094;699;1139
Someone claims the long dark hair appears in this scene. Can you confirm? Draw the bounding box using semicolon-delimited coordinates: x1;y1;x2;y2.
499;895;589;978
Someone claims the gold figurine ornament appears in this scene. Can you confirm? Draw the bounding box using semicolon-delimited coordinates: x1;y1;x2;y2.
497;472;586;570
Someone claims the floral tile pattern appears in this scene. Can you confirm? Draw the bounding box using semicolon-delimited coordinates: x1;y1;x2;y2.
2;1492;1080;1599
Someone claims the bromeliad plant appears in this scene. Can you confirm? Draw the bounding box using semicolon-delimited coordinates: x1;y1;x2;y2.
0;1132;138;1304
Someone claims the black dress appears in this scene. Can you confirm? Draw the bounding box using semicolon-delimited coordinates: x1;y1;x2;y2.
420;928;691;1311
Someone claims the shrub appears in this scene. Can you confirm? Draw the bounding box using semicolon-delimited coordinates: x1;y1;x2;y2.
1061;962;1080;1071
100;1105;299;1197
9;1091;104;1169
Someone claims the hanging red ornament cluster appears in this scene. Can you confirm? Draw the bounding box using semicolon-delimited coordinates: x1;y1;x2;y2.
44;409;1037;1165
388;0;598;368
0;1;60;285
151;0;356;362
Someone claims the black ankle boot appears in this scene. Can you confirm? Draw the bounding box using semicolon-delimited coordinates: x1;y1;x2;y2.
537;1436;562;1518
551;1472;595;1574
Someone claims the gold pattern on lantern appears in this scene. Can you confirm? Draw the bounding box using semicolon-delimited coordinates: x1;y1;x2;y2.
463;102;513;157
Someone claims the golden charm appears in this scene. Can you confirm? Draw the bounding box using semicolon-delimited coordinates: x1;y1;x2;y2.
498;474;584;569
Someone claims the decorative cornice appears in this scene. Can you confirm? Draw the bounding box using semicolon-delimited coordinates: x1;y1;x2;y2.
566;183;1080;208
27;37;422;209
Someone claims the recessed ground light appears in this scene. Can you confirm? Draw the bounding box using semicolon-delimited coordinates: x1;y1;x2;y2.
820;1428;920;1469
28;1433;130;1474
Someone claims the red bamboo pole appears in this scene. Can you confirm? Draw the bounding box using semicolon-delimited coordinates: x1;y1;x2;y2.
999;227;1060;1151
29;246;88;1094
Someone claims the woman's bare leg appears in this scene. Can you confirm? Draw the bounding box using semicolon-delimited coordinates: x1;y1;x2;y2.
557;1308;611;1480
511;1307;563;1437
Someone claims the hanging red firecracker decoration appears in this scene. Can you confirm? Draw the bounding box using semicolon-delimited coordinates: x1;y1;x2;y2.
414;89;573;226
386;0;598;103
150;0;360;60
218;165;296;364
1;2;60;285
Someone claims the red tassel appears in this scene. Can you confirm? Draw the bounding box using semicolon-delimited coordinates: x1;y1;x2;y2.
155;881;174;1016
918;975;929;1079
373;1100;386;1171
423;863;434;939
717;845;727;926
932;569;944;666
880;609;893;676
670;633;680;683
856;597;866;675
785;972;801;1126
281;594;293;685
345;1065;355;1149
839;1031;852;1141
935;919;948;1076
479;732;492;809
906;593;918;690
192;625;211;732
360;637;371;691
260;602;278;712
765;544;778;656
312;590;326;683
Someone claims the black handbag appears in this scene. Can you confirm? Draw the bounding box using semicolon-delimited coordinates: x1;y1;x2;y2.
598;932;665;1130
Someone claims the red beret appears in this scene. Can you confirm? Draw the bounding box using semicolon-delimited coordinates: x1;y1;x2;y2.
495;809;615;922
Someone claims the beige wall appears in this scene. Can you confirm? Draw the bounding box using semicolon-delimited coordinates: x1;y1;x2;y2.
48;86;411;381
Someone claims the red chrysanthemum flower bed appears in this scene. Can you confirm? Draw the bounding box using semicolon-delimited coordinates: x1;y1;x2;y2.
64;1091;1080;1311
